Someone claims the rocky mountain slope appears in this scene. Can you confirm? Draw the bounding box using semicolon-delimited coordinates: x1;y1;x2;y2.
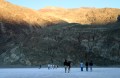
0;0;66;27
0;0;120;66
39;7;120;24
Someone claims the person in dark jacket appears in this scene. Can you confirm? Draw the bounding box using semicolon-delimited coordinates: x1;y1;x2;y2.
64;59;71;73
85;61;89;71
67;61;71;73
89;60;93;71
64;59;68;73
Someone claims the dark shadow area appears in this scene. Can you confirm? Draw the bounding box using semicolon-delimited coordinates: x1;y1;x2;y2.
0;20;120;67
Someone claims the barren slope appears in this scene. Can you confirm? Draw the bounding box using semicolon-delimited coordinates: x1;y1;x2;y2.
0;0;66;27
39;7;120;24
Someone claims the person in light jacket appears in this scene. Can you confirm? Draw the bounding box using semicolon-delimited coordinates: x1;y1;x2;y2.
80;60;84;71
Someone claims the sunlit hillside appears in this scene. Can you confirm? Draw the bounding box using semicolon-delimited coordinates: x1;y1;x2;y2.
39;7;120;24
0;0;66;27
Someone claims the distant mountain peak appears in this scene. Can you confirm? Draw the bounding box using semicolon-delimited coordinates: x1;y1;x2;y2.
39;6;68;12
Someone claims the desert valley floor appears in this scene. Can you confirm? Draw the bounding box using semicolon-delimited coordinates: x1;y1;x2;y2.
0;68;120;78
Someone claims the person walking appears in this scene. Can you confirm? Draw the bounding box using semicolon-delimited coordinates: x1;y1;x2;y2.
89;60;93;72
85;61;89;71
67;61;71;73
64;59;68;73
80;61;84;71
64;59;72;73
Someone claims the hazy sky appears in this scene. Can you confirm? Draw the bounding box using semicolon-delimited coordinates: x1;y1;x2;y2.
6;0;120;10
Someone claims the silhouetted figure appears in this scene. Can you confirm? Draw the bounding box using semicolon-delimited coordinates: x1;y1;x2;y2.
57;65;58;68
85;61;89;71
67;61;71;73
64;59;72;73
64;59;71;73
64;59;68;73
39;65;41;69
80;61;84;71
89;60;93;71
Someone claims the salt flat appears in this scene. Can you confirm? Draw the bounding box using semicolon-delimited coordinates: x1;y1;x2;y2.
0;68;120;78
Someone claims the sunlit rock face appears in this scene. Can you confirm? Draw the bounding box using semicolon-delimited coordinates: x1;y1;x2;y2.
39;7;120;24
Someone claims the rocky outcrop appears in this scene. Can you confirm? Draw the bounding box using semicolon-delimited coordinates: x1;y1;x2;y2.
0;46;31;65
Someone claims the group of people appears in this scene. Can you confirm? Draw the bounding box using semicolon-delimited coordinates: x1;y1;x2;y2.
80;60;93;72
48;64;58;69
63;59;93;73
39;59;93;73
